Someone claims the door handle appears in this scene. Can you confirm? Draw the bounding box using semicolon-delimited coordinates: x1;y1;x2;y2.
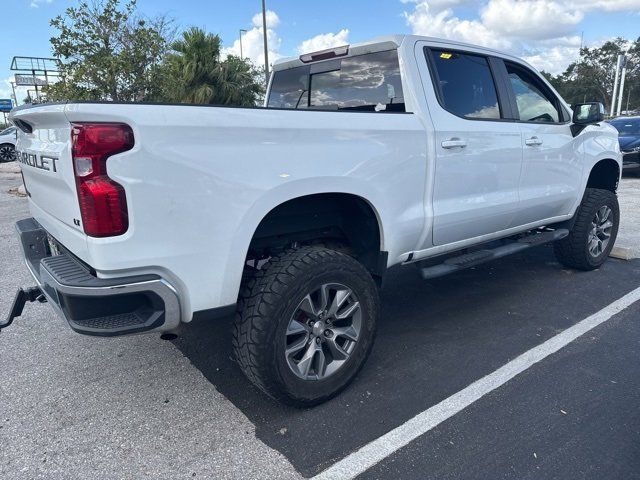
525;136;543;146
441;138;467;149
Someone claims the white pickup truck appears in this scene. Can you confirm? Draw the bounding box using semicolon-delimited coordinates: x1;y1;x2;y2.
3;35;621;406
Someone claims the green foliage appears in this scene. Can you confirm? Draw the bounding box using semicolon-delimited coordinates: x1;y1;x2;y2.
46;0;172;102
153;27;264;106
543;37;640;113
45;1;264;107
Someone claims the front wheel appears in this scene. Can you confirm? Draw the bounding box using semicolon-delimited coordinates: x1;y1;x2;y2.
233;246;379;407
554;188;620;270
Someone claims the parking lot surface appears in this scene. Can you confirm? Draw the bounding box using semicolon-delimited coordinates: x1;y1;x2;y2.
618;177;640;257
0;166;300;480
1;163;639;479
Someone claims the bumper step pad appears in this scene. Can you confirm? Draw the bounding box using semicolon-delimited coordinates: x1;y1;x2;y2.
6;218;180;336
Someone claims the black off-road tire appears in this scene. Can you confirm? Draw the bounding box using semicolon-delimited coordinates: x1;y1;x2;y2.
233;246;379;407
554;188;619;270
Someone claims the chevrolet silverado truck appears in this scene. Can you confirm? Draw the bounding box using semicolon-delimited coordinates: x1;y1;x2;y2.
2;35;622;406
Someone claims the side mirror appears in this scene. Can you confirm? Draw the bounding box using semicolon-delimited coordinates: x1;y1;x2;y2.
572;102;605;124
571;102;605;136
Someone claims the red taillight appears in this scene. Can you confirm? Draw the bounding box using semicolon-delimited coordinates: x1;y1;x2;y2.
71;123;134;237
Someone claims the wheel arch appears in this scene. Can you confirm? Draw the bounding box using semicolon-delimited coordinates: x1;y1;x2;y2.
586;158;620;193
246;192;386;277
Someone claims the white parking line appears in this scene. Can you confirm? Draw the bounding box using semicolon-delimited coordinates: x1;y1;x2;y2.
312;286;640;480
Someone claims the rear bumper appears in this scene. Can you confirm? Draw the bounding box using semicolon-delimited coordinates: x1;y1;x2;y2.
16;218;181;336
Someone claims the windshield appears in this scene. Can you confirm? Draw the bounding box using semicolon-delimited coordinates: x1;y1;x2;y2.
609;119;640;136
0;127;15;136
268;49;405;113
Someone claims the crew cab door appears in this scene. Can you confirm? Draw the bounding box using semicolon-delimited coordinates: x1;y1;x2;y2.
502;61;582;225
418;45;523;246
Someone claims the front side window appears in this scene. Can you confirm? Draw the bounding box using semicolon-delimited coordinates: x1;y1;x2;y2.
506;63;560;123
428;49;501;120
268;49;405;112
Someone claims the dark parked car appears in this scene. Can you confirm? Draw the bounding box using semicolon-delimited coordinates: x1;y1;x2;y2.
608;116;640;175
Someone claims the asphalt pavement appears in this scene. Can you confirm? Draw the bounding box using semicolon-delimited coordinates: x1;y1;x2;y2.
0;164;301;479
360;304;640;480
1;161;639;479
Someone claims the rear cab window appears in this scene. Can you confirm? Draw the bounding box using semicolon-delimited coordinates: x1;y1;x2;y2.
267;49;405;113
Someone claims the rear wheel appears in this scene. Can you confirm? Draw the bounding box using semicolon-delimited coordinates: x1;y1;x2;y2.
554;188;619;270
233;246;379;407
0;144;15;162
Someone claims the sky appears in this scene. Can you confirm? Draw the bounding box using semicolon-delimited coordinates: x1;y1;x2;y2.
1;0;639;105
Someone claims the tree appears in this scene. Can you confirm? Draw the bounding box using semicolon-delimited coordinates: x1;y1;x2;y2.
154;27;264;106
544;37;640;113
45;0;172;102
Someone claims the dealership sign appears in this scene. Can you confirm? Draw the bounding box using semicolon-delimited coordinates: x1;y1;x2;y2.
14;74;48;87
0;99;12;112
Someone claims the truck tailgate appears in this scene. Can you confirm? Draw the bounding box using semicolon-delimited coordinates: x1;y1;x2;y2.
11;104;89;259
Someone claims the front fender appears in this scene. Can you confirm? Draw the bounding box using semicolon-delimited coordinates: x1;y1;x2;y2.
569;124;622;217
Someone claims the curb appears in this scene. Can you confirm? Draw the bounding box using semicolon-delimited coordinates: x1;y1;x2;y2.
610;246;636;260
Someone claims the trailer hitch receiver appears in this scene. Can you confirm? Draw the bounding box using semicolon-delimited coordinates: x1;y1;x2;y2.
1;286;46;333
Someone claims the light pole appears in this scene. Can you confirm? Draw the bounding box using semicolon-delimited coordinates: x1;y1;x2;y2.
617;54;628;116
616;43;632;117
239;29;247;59
262;0;270;86
611;55;622;116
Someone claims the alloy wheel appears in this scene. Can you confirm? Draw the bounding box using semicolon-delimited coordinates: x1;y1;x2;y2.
0;145;14;162
285;283;362;381
588;205;613;257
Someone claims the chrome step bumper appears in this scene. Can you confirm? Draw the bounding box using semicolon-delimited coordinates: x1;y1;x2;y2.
10;217;180;336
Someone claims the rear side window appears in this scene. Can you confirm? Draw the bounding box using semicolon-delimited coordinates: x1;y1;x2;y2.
505;62;560;123
268;49;405;112
428;49;501;120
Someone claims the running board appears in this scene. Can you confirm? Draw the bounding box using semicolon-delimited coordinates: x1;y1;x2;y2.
420;229;569;280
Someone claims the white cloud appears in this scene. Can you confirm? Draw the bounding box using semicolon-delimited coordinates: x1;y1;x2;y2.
401;0;470;8
29;0;53;8
0;77;37;107
523;45;581;74
222;10;282;68
0;78;14;102
297;29;350;54
404;1;510;49
402;0;640;74
574;0;640;11
481;0;583;41
251;10;280;29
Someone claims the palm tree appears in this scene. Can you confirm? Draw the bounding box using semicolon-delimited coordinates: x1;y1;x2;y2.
160;27;263;106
